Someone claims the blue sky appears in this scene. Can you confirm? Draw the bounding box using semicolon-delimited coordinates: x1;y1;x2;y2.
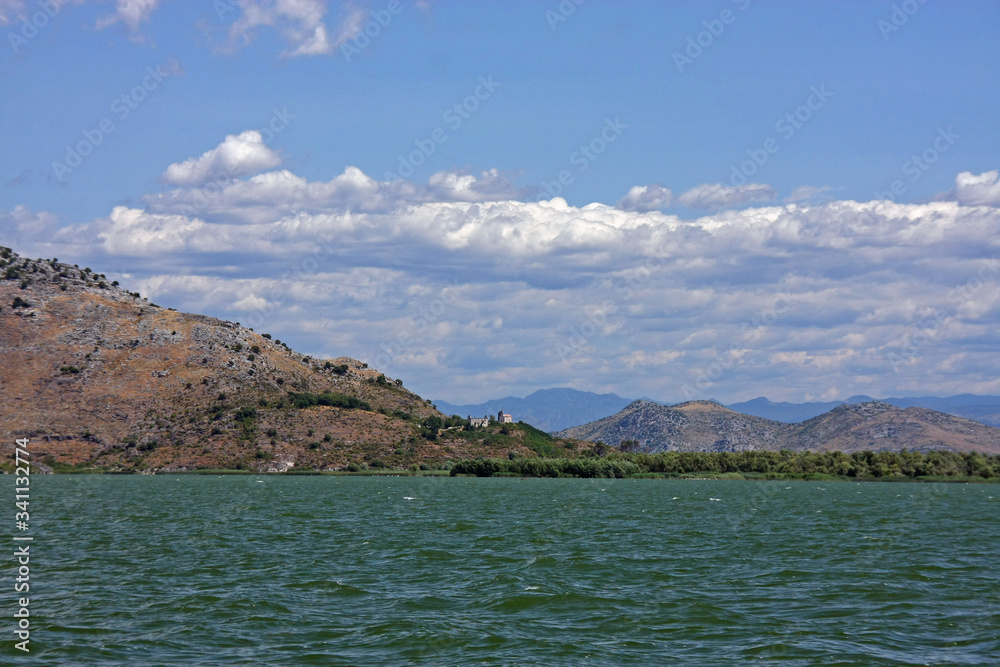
2;0;1000;405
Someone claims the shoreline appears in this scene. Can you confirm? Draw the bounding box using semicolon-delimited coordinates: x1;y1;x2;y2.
15;468;999;483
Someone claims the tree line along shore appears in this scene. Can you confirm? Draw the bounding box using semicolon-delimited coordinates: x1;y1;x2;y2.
448;449;1000;481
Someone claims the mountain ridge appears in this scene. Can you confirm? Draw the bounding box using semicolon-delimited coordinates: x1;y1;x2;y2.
440;388;1000;431
556;399;1000;454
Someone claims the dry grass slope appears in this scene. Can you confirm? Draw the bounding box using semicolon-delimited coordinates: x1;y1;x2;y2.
0;248;578;472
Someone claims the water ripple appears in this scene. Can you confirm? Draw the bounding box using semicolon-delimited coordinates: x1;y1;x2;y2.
9;476;999;665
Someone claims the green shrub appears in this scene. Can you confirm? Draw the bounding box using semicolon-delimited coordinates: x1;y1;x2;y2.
287;391;372;412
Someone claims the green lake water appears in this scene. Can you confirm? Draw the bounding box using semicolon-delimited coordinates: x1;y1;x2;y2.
6;476;999;665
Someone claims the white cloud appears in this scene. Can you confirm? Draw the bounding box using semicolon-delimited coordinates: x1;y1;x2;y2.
616;184;673;212
678;182;776;209
146;166;530;222
161;131;282;187
6;166;1000;405
0;0;25;25
95;206;206;255
954;170;1000;207
95;0;161;32
222;0;367;57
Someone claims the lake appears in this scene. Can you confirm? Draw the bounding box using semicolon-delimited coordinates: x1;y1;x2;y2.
9;476;999;665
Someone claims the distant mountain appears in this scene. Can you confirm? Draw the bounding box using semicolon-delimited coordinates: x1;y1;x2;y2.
725;396;872;423
437;386;1000;434
556;400;785;452
728;395;1000;427
556;399;1000;454
434;388;632;432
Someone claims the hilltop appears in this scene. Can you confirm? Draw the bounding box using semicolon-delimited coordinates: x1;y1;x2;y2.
557;399;1000;454
557;400;784;452
0;248;581;472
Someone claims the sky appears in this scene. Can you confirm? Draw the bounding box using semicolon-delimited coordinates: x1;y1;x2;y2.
2;0;999;406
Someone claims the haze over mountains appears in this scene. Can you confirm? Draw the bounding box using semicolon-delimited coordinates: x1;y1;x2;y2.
434;389;634;433
438;390;1000;432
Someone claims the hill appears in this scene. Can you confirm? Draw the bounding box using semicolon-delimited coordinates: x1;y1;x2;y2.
434;388;633;432
0;248;581;472
556;400;785;452
784;401;1000;453
727;395;1000;427
556;399;1000;454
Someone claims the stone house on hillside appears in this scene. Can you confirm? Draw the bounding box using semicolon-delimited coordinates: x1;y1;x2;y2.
467;410;514;428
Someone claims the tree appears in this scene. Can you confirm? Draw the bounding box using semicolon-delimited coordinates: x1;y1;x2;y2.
619;439;641;453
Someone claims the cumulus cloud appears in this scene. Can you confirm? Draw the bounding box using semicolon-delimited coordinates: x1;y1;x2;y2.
0;205;61;243
161;131;282;187
96;207;207;255
6;166;1000;405
616;184;673;212
426;169;527;202
146;166;531;222
678;183;776;210
954;170;1000;207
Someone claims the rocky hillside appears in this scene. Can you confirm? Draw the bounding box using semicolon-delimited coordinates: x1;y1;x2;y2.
557;400;786;452
0;248;579;472
785;401;1000;453
557;399;1000;454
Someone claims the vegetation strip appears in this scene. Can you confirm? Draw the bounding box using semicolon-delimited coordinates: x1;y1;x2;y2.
449;450;1000;480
